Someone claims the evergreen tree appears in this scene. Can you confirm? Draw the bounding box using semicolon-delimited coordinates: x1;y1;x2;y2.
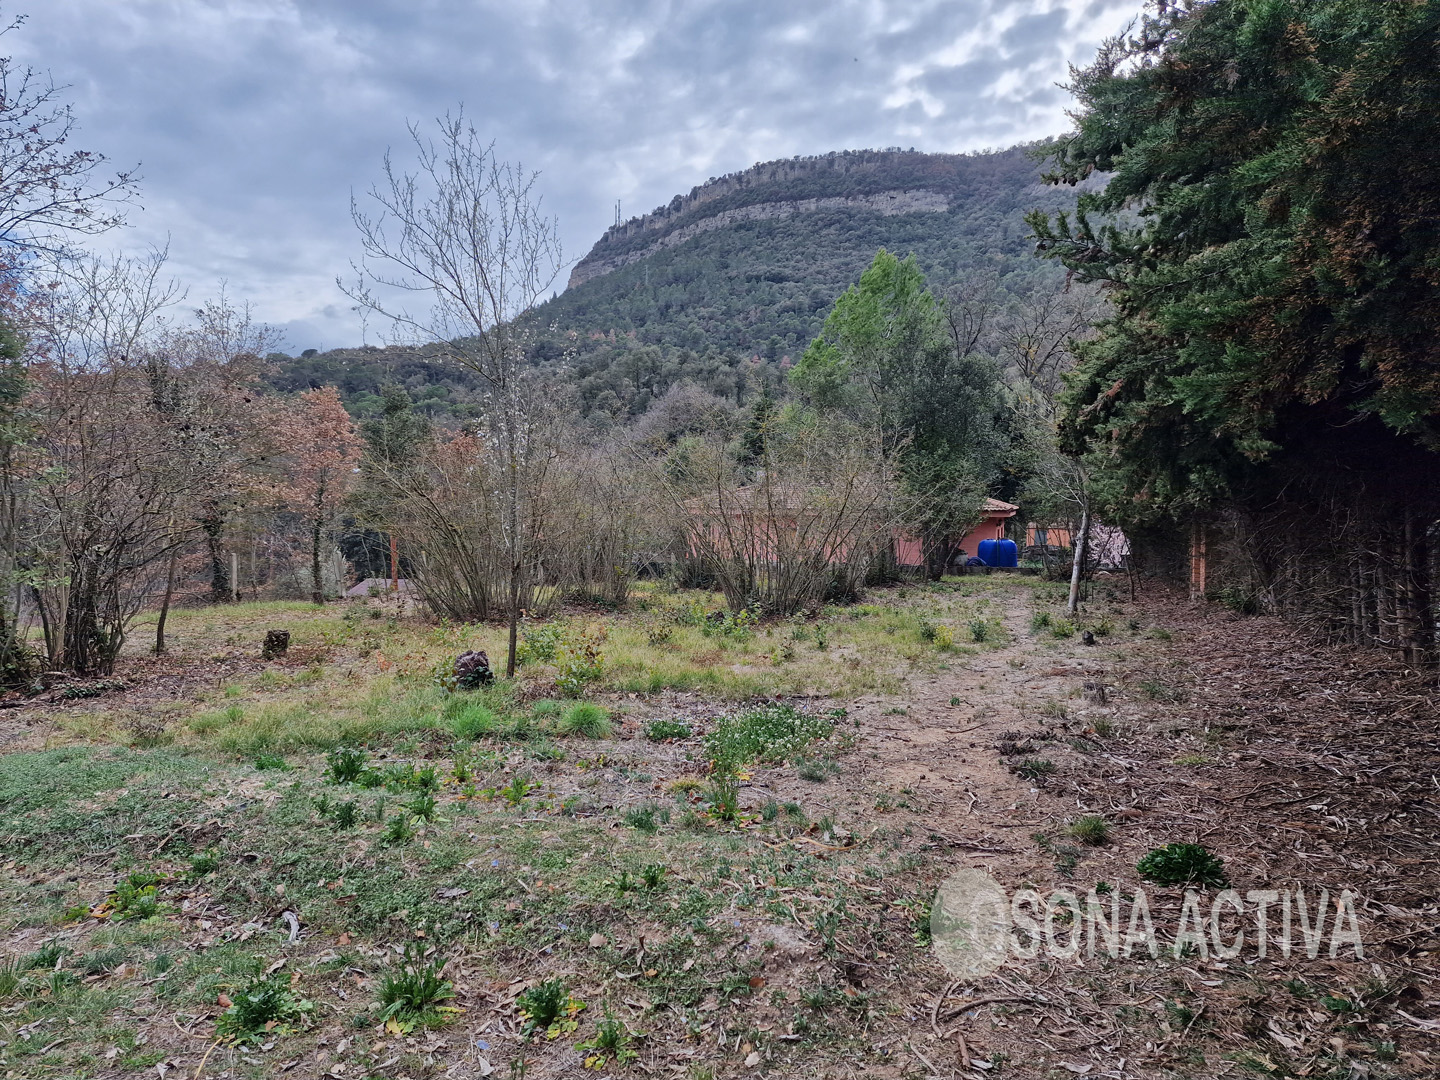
1028;0;1440;523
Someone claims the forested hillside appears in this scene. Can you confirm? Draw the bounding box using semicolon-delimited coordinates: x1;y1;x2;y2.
270;144;1083;421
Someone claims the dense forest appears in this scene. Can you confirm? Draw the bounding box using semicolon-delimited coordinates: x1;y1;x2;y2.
270;144;1085;421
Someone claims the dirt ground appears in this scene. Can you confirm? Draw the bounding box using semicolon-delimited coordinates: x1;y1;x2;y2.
1;578;1437;1080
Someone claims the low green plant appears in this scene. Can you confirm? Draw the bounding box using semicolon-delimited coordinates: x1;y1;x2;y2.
704;703;834;773
968;618;993;643
190;849;221;877
1013;758;1057;782
112;872;163;920
1050;619;1076;639
517;977;583;1038
516;622;565;666
216;973;314;1043
795;755;841;782
406;792;438;822
556;626;606;696
330;800;358;829
253;752;288;771
623;804;660;834
644;719;692;741
0;958;21;997
557;702;613;739
706;776;740;822
325;746;368;784
577;1007;639;1068
1137;843;1229;887
80;946;129;976
383;814;416;845
24;940;70;970
500;773;536;806
378;942;454;1029
1030;611;1053;632
641;863;666;889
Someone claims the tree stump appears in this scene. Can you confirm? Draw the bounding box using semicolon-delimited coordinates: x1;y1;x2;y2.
453;650;494;688
262;630;291;660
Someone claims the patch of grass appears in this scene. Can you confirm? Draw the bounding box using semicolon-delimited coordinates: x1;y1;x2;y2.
451;702;501;740
794;755;841;782
556;702;613;739
1140;679;1185;703
1068;815;1111;846
1137;843;1229;887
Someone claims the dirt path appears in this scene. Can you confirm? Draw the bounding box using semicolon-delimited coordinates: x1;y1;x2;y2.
830;579;1440;1080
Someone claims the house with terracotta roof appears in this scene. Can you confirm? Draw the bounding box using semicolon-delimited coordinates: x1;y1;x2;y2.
893;497;1019;569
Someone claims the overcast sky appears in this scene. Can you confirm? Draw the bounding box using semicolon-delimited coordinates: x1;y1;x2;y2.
14;0;1142;352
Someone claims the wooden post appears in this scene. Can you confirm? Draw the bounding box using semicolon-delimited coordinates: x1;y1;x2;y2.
230;551;239;603
390;534;399;593
1189;522;1208;602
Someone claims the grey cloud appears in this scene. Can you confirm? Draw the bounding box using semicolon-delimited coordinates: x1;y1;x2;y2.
16;0;1143;351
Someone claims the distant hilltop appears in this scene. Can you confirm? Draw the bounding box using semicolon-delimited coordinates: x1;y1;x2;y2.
568;148;1020;288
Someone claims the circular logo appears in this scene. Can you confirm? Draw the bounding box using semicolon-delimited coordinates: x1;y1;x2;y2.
931;868;1010;979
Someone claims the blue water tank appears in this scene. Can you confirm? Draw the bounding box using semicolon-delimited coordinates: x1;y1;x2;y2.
978;538;1018;568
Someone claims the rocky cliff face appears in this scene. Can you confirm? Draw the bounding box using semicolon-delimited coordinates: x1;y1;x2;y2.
569;188;949;288
567;149;972;288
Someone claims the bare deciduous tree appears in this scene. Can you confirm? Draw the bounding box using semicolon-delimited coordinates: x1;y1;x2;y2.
344;110;566;676
0;15;139;254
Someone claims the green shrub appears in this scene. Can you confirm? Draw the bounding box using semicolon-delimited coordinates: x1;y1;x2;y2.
1030;611;1053;633
1137;843;1229;887
557;702;613;739
515;622;564;666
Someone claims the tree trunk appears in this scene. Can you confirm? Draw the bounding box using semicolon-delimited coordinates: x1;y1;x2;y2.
1067;507;1090;616
200;514;230;603
155;544;179;654
311;513;324;606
